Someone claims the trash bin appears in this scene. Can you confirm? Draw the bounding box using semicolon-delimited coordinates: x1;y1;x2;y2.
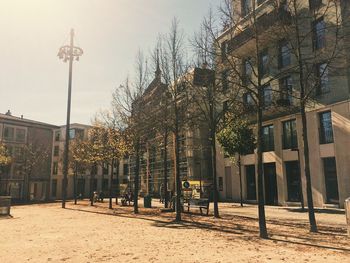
345;198;350;236
144;195;152;208
0;196;11;216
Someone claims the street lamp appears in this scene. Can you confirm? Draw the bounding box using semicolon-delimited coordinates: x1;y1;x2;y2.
58;29;83;208
291;148;305;211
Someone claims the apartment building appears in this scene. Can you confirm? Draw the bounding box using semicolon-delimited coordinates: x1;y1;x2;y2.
0;111;58;202
130;66;214;198
50;123;129;200
216;0;350;208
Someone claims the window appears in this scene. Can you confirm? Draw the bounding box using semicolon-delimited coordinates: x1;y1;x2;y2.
75;129;84;139
243;58;252;85
323;157;339;204
221;41;229;61
55;131;60;142
14;146;24;162
243;92;254;107
279;40;291;68
285;161;301;202
102;163;109;175
53;162;58;175
13;164;23;179
263;85;273;107
218;177;223;191
69;129;75;139
51;179;57;197
123;163;129;176
53;146;59;157
222;70;229;91
319;111;333;144
70;128;84;139
102;179;109;192
241;0;252;17
3;127;14;141
313;17;326;50
259;49;269;76
262;125;274;152
282;119;297;149
279;76;293;105
91;164;97;175
246;165;256;200
316;63;329;94
309;0;322;10
15;128;26;143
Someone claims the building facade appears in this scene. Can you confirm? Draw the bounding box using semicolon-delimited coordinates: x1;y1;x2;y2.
216;0;350;208
0;111;57;202
50;123;129;200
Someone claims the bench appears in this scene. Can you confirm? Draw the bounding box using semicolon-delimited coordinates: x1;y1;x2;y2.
184;198;209;215
121;193;134;206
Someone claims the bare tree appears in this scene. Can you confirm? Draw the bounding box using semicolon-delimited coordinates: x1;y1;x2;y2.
22;142;50;201
274;0;347;232
113;50;149;214
158;18;190;221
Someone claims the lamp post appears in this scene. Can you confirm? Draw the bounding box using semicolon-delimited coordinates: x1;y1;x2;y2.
58;29;83;208
291;148;305;211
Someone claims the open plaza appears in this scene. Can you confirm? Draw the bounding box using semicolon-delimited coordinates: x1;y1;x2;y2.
0;200;349;263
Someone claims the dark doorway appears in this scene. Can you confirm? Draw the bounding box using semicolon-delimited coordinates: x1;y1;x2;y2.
92;179;98;191
77;179;85;197
245;165;256;200
225;167;233;200
285;161;301;202
263;163;278;205
51;179;57;198
323;157;339;204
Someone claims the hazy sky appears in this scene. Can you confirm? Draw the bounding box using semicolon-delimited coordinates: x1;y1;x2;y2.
0;0;218;125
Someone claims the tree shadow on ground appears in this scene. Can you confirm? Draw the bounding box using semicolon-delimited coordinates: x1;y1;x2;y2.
65;203;350;253
284;207;345;215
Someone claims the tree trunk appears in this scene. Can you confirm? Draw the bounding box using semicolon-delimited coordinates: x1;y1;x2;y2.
292;0;317;231
90;165;94;206
74;163;77;205
134;140;140;214
115;160;120;205
211;132;219;218
163;129;169;208
238;155;243;207
109;159;114;209
256;100;268;239
173;131;182;221
300;104;318;232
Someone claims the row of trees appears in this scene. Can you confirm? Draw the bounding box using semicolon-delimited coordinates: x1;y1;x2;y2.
195;0;346;238
65;0;346;239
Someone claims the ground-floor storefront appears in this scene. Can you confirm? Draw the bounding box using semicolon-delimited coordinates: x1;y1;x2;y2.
217;101;350;208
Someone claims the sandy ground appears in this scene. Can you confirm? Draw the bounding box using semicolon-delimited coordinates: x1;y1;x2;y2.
0;200;349;263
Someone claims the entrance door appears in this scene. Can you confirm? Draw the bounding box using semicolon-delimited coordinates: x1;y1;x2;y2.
323;157;339;204
245;165;256;200
225;166;233;200
285;161;301;202
77;179;85;197
264;163;278;205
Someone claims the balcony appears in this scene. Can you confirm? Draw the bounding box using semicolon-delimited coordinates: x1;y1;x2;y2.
224;7;292;53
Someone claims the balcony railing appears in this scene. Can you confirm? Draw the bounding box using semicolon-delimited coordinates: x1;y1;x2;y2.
225;7;292;52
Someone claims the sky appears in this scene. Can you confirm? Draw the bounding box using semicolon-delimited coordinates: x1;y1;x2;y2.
0;0;218;126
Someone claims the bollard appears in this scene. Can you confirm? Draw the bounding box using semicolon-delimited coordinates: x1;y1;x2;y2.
345;198;350;237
